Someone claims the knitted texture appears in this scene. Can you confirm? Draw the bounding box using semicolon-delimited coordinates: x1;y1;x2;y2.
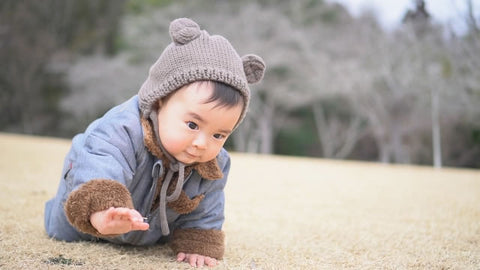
138;18;265;124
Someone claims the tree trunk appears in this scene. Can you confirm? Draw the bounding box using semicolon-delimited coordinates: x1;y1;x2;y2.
431;87;442;168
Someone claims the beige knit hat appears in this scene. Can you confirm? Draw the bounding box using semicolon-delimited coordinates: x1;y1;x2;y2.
138;18;266;124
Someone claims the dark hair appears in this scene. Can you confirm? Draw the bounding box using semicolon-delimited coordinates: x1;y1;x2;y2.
157;81;244;111
202;81;244;109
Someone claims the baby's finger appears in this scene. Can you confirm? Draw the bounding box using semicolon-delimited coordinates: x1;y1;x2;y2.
105;207;119;219
204;256;218;267
103;218;135;234
110;208;140;221
177;252;186;262
196;256;204;267
188;254;198;267
116;207;133;215
128;209;144;222
131;221;149;231
108;208;127;220
114;208;140;221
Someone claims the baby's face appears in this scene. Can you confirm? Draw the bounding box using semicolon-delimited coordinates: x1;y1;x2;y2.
156;82;243;165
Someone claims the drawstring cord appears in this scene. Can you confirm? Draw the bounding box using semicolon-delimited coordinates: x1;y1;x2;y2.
150;111;185;235
158;162;184;235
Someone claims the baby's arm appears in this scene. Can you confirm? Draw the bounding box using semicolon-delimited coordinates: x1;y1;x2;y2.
64;179;144;237
90;207;149;235
177;252;218;268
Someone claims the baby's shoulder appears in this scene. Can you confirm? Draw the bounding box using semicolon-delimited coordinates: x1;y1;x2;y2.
82;96;144;146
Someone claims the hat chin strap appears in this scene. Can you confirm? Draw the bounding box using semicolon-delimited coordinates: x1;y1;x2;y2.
149;110;185;236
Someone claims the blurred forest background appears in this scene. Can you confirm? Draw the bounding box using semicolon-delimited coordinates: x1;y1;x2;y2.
1;0;479;168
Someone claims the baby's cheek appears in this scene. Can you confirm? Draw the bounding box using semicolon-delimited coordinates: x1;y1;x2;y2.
162;135;186;154
201;146;223;162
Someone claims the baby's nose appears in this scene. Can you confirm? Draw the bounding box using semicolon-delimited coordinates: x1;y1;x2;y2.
192;134;207;149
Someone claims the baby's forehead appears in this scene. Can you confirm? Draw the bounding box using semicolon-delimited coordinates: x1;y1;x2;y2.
177;81;215;99
158;81;211;101
188;81;216;91
157;81;211;105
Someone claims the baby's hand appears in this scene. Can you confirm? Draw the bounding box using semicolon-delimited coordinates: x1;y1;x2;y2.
90;207;149;235
177;252;218;268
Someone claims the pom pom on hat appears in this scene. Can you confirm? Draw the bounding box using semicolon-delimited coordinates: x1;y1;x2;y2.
169;18;201;45
242;54;266;84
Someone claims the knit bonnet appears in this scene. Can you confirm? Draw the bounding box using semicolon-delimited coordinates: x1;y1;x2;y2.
138;17;266;125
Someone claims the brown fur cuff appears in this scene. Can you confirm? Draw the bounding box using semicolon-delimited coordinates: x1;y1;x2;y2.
64;179;134;237
170;228;225;259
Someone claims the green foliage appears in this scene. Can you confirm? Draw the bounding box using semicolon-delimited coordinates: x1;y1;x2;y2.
441;56;452;78
270;66;290;77
126;0;175;14
442;123;480;168
473;127;480;144
275;108;321;157
62;0;127;55
317;95;355;122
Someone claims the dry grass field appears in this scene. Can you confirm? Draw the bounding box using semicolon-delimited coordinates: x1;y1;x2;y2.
0;132;479;269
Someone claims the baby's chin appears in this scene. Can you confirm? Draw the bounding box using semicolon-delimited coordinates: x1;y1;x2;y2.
176;155;201;165
175;151;217;165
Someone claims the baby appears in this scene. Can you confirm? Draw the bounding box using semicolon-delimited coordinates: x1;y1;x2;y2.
44;18;265;267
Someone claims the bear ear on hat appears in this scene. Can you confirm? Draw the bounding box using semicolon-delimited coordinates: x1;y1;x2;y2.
242;54;266;84
169;18;201;45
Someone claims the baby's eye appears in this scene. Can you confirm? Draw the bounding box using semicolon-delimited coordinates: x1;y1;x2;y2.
187;121;198;130
213;134;225;139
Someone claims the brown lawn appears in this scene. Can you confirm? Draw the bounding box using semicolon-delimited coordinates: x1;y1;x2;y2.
0;133;479;269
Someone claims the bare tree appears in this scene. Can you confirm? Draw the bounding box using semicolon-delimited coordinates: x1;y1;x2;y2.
312;98;365;159
54;0;480;167
465;0;479;34
0;0;126;135
195;2;318;154
0;1;58;133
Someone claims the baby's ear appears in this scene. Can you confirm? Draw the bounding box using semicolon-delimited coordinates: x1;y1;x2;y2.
169;18;201;45
242;54;266;84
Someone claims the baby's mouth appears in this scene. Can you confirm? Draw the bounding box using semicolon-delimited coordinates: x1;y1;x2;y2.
185;152;199;159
